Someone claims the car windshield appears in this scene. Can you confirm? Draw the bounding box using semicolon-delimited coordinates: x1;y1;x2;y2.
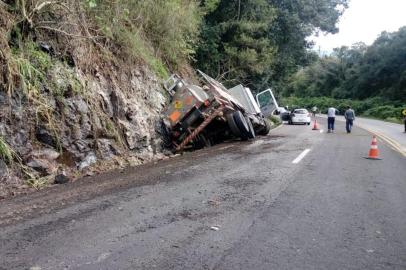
294;109;308;114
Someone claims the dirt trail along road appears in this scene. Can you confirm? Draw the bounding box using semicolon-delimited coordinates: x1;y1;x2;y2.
1;120;405;270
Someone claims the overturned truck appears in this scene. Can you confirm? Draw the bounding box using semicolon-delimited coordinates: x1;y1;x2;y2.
161;70;278;152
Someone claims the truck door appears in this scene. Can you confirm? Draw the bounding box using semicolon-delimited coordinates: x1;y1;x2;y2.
255;89;279;117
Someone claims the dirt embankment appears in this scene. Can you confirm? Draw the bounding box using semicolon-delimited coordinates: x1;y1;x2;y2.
0;1;172;199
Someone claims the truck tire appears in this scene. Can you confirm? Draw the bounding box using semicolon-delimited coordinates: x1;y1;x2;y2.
245;116;256;139
258;118;272;135
158;120;173;149
194;133;212;149
226;113;241;137
233;111;250;141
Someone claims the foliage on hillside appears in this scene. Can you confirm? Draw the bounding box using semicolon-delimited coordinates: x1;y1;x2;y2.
195;0;348;90
0;0;203;85
283;27;406;120
281;96;404;122
85;0;202;76
1;0;349;90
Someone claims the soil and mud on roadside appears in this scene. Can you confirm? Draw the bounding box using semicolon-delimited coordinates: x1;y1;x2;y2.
0;130;283;227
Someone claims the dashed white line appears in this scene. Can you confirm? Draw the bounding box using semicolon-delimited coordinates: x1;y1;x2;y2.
292;149;311;164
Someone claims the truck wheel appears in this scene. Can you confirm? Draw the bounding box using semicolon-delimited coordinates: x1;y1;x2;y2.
233;111;250;141
194;133;212;149
226;113;241;137
258;118;272;135
245;116;256;139
158;120;173;149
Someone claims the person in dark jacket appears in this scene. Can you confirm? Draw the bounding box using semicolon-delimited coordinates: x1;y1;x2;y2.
404;115;406;133
344;106;355;133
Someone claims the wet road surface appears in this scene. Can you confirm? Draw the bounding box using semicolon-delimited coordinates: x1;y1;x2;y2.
321;115;406;156
1;120;405;270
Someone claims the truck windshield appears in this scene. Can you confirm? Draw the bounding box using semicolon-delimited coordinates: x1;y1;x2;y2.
257;91;274;108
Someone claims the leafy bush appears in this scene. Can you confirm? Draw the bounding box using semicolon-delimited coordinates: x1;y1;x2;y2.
363;105;403;120
281;96;404;121
269;115;281;125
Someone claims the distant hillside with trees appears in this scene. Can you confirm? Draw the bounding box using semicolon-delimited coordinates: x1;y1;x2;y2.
281;27;406;121
195;0;348;90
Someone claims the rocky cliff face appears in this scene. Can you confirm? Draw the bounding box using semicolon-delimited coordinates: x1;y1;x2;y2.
0;1;184;199
0;50;168;199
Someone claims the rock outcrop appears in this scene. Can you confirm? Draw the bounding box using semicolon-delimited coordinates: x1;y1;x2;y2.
0;60;168;199
0;2;176;199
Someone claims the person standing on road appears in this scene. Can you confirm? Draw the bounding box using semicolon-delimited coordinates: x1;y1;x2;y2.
402;109;406;133
344;106;356;133
327;107;337;133
311;106;318;117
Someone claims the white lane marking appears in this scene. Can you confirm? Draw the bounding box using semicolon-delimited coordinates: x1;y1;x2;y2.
292;149;311;164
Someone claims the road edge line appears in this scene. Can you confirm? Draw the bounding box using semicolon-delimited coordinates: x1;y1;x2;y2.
359;126;406;157
317;115;405;157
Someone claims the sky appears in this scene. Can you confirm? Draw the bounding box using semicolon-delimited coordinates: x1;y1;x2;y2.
312;0;406;53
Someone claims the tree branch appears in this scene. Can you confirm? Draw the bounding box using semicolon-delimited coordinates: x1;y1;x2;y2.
35;26;98;39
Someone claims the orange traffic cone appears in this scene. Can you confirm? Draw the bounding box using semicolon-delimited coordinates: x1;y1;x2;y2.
312;119;319;130
365;136;382;160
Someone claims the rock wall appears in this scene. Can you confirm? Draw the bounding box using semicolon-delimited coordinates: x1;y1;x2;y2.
0;2;181;199
0;59;168;199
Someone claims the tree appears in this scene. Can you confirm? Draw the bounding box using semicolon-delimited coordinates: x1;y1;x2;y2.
195;0;348;91
283;27;406;104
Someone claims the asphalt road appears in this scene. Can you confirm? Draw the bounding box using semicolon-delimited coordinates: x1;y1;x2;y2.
1;120;405;270
320;115;406;156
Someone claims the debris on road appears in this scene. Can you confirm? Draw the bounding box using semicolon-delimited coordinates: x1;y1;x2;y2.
207;199;221;206
54;172;70;184
210;226;220;231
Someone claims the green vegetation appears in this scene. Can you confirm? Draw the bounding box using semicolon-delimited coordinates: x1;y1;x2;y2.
281;96;404;122
86;0;202;76
283;27;406;121
12;42;51;95
269;115;282;126
0;137;16;165
2;0;348;84
9;42;86;150
195;0;348;89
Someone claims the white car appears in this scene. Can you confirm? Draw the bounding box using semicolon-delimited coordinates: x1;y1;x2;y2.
289;109;311;125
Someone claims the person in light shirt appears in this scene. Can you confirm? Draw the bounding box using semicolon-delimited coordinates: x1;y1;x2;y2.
327;107;338;133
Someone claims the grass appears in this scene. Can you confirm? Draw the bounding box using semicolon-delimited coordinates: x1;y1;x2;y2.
268;115;282;126
0;136;15;164
10;42;88;151
86;0;201;78
122;31;169;79
0;137;50;189
19;164;51;189
25;177;50;189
